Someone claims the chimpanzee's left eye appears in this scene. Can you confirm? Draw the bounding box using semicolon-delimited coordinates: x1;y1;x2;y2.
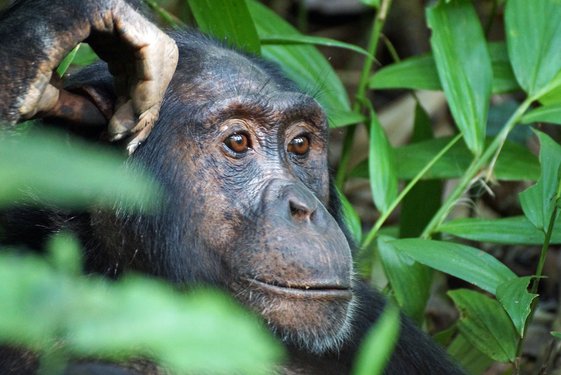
288;135;311;156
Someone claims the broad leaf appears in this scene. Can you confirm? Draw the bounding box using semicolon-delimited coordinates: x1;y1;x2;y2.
370;43;518;94
448;289;518;363
427;0;492;155
438;216;561;245
522;104;561;125
0;251;282;373
187;0;260;54
447;333;493;375
390;239;516;294
505;0;561;97
496;277;537;338
0;129;159;211
368;110;397;214
377;236;431;324
351;304;399;375
519;131;561;231
350;137;540;181
247;1;354;128
337;187;362;244
260;35;370;57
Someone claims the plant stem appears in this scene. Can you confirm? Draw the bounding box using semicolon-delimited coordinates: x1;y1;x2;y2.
335;0;393;187
143;0;185;28
420;97;534;238
531;205;559;295
362;134;462;248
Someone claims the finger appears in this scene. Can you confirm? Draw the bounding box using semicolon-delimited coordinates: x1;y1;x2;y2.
126;122;154;155
19;72;59;120
41;88;107;127
108;99;136;141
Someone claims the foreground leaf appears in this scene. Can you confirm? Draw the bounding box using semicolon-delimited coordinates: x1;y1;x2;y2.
449;289;518;363
390;239;516;294
427;0;492;155
522;104;561;125
187;0;260;53
0;251;282;373
0;129;159;211
438;216;561;245
496;277;537;337
351;304;400;375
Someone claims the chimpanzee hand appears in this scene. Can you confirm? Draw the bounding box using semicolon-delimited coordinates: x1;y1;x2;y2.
0;0;178;153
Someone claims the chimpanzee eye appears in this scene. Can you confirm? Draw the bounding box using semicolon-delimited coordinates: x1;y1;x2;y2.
224;132;251;154
288;135;311;156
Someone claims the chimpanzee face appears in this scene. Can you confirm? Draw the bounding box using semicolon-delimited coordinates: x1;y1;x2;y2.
99;35;355;354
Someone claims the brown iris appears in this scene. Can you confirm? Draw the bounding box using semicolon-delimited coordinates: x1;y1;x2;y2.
288;135;310;156
224;133;250;154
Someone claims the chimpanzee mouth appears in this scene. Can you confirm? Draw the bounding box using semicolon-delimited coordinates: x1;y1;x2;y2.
247;278;352;300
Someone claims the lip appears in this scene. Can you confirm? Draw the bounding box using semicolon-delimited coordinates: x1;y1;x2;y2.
246;278;352;300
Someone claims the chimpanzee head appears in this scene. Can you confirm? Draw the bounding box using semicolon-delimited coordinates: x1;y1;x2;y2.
89;31;355;354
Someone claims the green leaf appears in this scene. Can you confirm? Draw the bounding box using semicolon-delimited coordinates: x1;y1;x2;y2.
337;187;362;244
438;216;561;245
368;110;397;214
351;304;400;375
370;43;518;94
399;103;443;238
57;44;80;77
496;277;537;338
0;129;159;211
522;104;561;125
260;35;370;57
448;289;518;363
447;333;493;375
47;232;83;276
390;239;516;294
505;0;561;97
247;1;353;128
377;236;431;324
350;137;540;181
0;252;282;373
427;0;492;155
519;131;561;231
187;0;260;54
360;0;380;8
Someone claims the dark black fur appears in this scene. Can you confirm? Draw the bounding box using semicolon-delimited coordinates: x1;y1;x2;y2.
0;15;465;375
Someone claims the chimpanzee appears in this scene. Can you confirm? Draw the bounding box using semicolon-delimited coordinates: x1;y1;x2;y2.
0;0;466;374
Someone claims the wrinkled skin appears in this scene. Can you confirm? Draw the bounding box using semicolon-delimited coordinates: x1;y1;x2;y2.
0;1;466;374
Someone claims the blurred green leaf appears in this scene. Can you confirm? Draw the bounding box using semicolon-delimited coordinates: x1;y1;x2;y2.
47;232;83;276
377;236;431;324
438;216;561;245
447;333;493;375
448;289;518;363
351;304;399;375
0;129;159;211
427;0;492;155
368;109;397;214
247;1;354;128
505;0;561;97
350;137;540;181
260;35;370;57
187;0;260;54
370;43;518;94
390;239;516;294
0;252;282;373
360;0;380;8
522;104;561;125
496;277;537;337
519;131;561;231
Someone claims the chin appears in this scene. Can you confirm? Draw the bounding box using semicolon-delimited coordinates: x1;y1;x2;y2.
235;278;356;354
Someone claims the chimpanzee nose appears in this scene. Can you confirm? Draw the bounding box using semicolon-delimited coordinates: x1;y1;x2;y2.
283;184;322;225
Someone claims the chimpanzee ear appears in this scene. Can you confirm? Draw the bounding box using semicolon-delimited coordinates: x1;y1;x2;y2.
41;62;116;139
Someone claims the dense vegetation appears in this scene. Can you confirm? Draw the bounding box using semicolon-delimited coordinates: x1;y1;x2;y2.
1;0;561;374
